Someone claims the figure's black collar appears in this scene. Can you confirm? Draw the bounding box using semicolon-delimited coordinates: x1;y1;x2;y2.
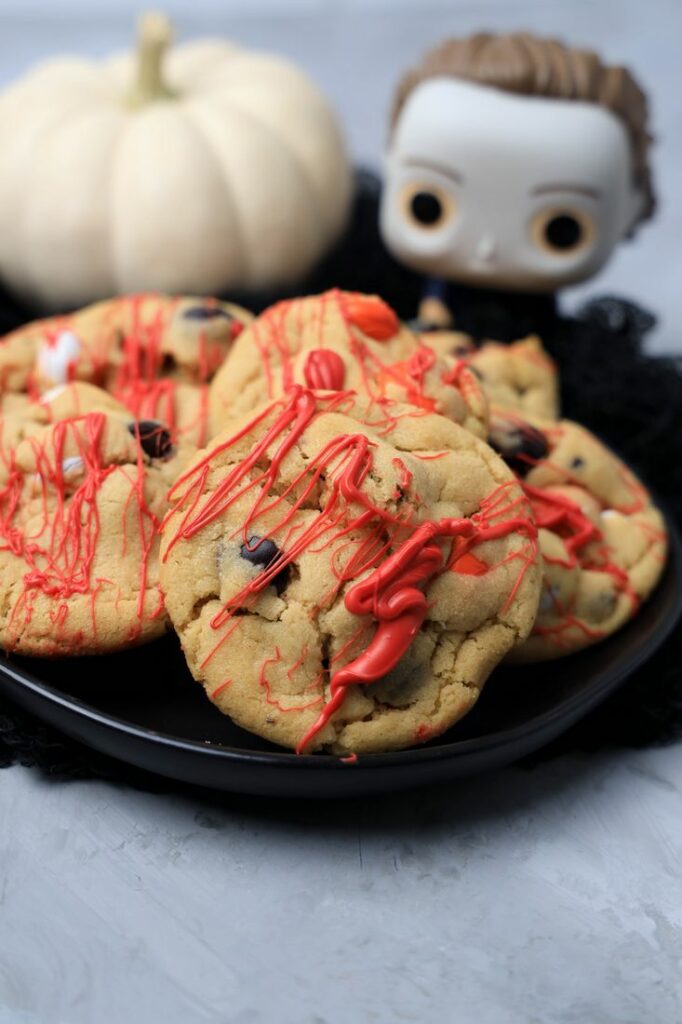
447;283;559;342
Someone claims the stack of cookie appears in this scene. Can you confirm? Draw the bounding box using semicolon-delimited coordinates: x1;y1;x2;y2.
0;289;667;755
0;295;252;654
424;322;667;662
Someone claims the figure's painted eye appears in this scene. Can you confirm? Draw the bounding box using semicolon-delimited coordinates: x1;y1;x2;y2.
545;215;581;249
411;192;442;224
401;184;455;230
531;208;595;256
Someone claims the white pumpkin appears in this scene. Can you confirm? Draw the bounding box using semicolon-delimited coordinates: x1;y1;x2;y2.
0;13;352;310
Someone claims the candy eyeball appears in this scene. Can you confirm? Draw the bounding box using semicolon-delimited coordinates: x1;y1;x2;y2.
62;455;84;476
39;385;68;404
37;330;82;385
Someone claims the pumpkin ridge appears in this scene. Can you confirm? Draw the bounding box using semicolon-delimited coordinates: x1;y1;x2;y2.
13;98;116;306
109;105;244;294
107;113;134;297
180;104;253;286
208;94;333;241
161;41;245;92
187;97;326;282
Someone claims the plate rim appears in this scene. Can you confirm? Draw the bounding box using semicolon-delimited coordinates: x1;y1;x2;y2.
1;511;680;775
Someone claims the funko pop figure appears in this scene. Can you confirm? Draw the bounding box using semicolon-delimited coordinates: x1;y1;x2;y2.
380;33;655;335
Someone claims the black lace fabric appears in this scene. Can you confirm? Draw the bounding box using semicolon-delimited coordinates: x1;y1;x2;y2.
1;171;681;781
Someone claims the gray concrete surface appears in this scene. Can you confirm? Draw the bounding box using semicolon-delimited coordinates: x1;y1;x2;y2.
1;3;681;1023
2;748;682;1024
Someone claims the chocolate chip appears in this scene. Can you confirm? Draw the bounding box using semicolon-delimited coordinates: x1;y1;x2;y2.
128;420;174;460
182;306;232;321
240;535;290;595
571;456;586;469
488;419;549;477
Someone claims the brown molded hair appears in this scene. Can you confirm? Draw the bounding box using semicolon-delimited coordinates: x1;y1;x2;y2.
391;32;655;223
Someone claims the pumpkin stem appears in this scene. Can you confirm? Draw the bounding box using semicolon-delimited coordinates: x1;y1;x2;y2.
127;11;177;108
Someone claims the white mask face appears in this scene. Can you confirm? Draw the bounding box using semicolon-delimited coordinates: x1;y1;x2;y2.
380;79;646;292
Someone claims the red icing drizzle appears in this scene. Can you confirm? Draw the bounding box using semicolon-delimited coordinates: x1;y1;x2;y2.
248;291;393;406
111;297;228;444
524;484;601;562
19;295;244;446
522;483;643;646
164;386;538;754
296;508;536;752
244;290;482;429
211;679;232;699
535;421;647;515
484;412;659;650
441;358;487;420
0;412;162;649
376;348;438;412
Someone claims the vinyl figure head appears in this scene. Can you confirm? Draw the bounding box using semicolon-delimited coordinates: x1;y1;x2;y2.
380;34;654;294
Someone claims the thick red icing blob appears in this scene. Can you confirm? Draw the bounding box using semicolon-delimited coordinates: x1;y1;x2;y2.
297;512;536;752
164;386;538;754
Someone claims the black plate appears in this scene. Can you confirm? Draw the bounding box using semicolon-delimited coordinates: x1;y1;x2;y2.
0;518;680;798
